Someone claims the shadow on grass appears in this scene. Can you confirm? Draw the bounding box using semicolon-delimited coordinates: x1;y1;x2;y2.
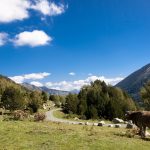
114;129;150;141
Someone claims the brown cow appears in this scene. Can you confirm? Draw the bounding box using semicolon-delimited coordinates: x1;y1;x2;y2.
125;111;150;138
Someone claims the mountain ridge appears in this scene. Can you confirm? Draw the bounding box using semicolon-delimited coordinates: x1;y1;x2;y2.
116;63;150;102
22;82;71;96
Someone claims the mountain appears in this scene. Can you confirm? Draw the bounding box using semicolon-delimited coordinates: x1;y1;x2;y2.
0;75;29;93
116;63;150;102
22;82;70;96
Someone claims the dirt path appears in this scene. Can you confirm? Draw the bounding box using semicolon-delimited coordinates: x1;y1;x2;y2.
46;108;127;128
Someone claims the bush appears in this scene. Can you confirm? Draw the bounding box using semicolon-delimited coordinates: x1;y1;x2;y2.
34;112;46;122
13;110;28;121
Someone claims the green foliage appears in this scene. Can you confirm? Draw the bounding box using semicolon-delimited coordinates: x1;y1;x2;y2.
64;94;79;114
1;87;28;111
0;75;46;113
64;80;136;120
28;91;43;113
41;91;48;103
49;95;66;107
140;81;150;110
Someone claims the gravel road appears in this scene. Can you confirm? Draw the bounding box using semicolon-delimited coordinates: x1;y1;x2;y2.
46;108;128;128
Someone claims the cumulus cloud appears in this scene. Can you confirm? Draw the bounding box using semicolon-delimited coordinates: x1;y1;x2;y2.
45;76;124;91
13;30;52;47
0;33;8;46
69;72;76;76
31;0;65;16
9;72;50;83
0;0;30;23
0;0;66;23
30;81;43;87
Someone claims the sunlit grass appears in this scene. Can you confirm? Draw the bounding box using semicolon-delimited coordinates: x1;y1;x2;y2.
0;120;149;150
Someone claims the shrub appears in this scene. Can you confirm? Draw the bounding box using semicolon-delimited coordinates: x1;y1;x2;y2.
13;110;28;121
34;112;46;122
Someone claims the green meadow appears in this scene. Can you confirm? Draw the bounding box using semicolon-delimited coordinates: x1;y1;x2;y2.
0;121;150;150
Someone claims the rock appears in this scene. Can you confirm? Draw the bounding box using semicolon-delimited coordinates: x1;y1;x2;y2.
124;121;128;124
108;124;114;128
98;121;105;126
79;122;84;125
85;122;90;125
126;123;134;129
93;123;98;126
74;117;79;121
115;124;122;128
112;118;124;124
146;131;150;136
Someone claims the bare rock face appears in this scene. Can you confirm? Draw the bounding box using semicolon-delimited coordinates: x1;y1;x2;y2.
112;118;124;124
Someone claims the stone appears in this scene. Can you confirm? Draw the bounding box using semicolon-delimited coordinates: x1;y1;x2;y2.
98;121;105;126
112;118;124;124
79;122;84;125
93;123;98;126
74;117;79;121
115;124;122;128
126;123;134;129
146;131;150;136
85;122;90;125
108;124;114;128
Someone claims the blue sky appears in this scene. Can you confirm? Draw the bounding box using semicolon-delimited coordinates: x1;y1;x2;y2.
0;0;150;91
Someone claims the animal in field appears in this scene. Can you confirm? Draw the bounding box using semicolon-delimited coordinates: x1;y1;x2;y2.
125;111;150;138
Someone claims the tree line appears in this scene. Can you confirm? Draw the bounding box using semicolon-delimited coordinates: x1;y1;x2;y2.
63;80;137;120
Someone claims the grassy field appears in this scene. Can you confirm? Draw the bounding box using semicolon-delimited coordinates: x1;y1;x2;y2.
0;120;150;150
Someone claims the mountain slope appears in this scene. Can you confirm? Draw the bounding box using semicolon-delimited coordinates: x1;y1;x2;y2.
0;75;29;94
116;63;150;102
22;83;70;96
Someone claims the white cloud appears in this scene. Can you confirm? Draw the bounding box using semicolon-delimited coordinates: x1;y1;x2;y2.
0;33;8;46
30;81;43;87
45;76;124;91
0;0;30;23
13;30;52;47
10;72;124;91
9;72;50;83
69;72;76;76
31;0;65;16
0;0;66;23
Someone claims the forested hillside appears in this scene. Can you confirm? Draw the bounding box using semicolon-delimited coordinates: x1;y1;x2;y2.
0;75;47;113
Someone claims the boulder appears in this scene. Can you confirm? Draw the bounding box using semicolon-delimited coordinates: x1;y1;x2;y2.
112;118;124;124
108;124;114;128
93;123;98;126
85;122;90;125
74;117;79;121
146;131;150;136
115;124;122;128
98;121;105;126
126;123;134;129
79;122;84;125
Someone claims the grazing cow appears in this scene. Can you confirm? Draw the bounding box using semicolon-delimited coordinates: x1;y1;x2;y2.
125;111;150;138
